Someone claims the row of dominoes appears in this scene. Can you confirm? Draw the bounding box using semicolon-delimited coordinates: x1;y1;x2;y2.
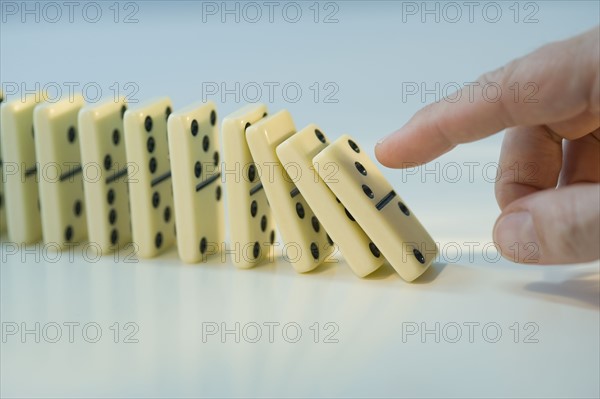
0;91;438;281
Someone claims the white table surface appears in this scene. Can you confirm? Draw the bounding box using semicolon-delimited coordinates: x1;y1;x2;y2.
1;1;599;397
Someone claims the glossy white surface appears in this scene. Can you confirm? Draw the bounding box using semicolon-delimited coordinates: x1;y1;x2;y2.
1;1;599;397
1;241;598;398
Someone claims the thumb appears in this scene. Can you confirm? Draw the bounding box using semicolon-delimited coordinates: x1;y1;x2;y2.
493;183;600;264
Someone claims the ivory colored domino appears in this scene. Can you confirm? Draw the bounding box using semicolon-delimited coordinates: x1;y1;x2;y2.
276;124;385;277
312;134;438;281
222;104;275;268
34;94;87;248
167;101;224;263
79;98;132;252
124;97;176;258
0;92;45;243
246;110;335;273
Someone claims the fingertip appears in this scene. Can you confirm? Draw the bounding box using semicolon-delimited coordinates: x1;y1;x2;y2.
492;184;600;265
375;127;420;168
493;211;541;264
374;130;398;167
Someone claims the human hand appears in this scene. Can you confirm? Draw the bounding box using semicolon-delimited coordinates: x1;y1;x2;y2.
375;26;600;264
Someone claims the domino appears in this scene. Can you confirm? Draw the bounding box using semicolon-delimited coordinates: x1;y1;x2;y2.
276;125;385;277
0;92;44;243
246;110;335;273
78;98;132;253
222;104;275;268
34;94;87;248
167;101;224;263
312;135;438;281
0;89;6;234
124;97;175;258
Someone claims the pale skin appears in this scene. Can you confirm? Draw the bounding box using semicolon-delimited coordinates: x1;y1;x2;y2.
375;26;600;265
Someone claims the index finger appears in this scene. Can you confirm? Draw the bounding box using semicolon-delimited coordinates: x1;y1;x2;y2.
375;26;600;168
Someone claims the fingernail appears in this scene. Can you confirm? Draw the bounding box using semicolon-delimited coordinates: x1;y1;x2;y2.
376;130;398;146
494;211;540;261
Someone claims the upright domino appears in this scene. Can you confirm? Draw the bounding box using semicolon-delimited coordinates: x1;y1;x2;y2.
246;110;334;273
222;104;275;268
167;102;224;263
0;89;6;234
0;93;45;243
124;98;175;258
79;98;132;252
34;94;87;248
276;125;385;277
313;135;438;281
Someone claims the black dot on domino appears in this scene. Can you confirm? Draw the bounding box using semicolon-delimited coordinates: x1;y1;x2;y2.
110;229;118;245
155;232;163;249
152;192;160;208
362;184;374;198
210;110;217;126
149;157;157;173
296;202;305;219
191;119;199;136
194;161;202;178
147;137;155;153
344;208;355;222
398;202;410;216
315;129;326;143
202;135;210;152
109;209;117;225
120;105;127;119
310;243;319;260
104;154;112;170
145;116;153;132
200;237;207;254
369;242;381;258
311;216;320;232
112;129;120;145
263;112;267;117
253;242;260;259
164;206;171;222
355;161;367;176
260;215;267;232
213;151;219;166
248;164;256;182
413;248;425;264
216;186;222;201
73;200;82;216
250;200;258;217
65;226;73;242
67;126;76;143
270;230;275;244
107;189;115;205
165;107;172;120
348;139;360;153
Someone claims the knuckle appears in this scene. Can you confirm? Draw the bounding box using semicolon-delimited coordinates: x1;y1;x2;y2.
538;199;589;261
494;181;514;210
477;60;519;90
552;220;585;261
477;62;520;126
